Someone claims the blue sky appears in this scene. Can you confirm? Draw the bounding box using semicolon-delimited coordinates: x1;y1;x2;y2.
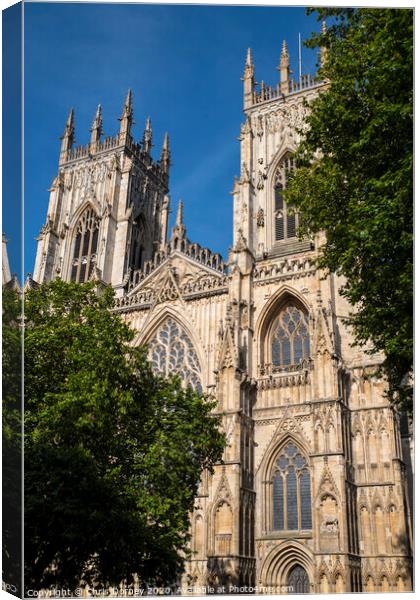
11;2;322;276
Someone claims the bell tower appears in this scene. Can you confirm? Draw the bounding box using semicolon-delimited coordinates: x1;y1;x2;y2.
33;90;171;294
233;41;327;261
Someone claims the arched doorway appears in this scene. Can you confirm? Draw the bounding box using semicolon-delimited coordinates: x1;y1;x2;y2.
288;565;310;594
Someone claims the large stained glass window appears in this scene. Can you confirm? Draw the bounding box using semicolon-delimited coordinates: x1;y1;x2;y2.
70;208;100;282
272;442;312;531
271;304;310;368
149;317;202;393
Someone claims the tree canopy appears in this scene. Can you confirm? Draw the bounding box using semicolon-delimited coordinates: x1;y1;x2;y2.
2;287;22;595
23;280;225;592
286;8;413;412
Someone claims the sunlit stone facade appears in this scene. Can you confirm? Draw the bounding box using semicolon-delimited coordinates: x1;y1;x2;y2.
33;40;413;594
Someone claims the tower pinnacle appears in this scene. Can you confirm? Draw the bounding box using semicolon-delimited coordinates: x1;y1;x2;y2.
90;104;103;146
172;199;186;239
60;108;75;161
143;116;153;154
160;132;171;174
62;108;74;140
246;47;252;68
176;198;183;226
279;40;290;94
243;47;255;110
119;89;133;142
320;21;328;68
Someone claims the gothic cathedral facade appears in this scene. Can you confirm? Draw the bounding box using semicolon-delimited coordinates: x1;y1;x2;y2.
33;42;413;594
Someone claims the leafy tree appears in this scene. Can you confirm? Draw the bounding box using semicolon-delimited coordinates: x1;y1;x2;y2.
24;280;225;592
286;8;413;411
2;287;22;595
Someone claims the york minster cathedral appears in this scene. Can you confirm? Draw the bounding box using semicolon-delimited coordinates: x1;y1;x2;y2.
31;39;413;594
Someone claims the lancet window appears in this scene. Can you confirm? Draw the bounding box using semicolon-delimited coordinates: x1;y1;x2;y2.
130;217;145;271
274;154;297;242
272;442;312;531
270;304;310;368
149;317;202;393
70;208;100;282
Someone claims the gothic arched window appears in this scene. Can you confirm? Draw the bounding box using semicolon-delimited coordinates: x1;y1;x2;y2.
70;208;100;282
270;304;310;368
148;317;202;393
272;442;312;531
273;154;297;242
288;565;310;594
130;217;145;271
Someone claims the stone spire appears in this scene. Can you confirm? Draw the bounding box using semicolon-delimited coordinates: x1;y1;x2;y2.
320;20;328;68
160;132;171;174
143;116;153;154
59;108;75;162
90;104;103;147
172;199;186;239
279;40;290;95
118;89;133;142
243;47;255;110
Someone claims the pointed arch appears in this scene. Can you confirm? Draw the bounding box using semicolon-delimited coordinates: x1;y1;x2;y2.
319;572;330;593
135;308;205;393
259;540;314;592
259;433;312;534
135;305;206;368
192;513;205;558
129;212;150;271
255;285;312;369
266;145;296;192
68;198;101;233
211;499;234;556
265;148;298;248
260;430;311;482
62;200;102;281
66;203;101;283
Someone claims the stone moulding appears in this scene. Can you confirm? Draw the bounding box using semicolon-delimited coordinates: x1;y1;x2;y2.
253;257;316;285
256;369;310;390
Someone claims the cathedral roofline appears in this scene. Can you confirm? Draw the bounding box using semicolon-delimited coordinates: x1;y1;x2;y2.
127;233;227;295
246;78;327;112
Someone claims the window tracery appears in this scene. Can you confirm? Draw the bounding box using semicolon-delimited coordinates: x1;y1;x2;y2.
148;317;202;393
273;154;297;242
288;565;310;594
272;442;312;531
270;304;310;368
70;208;100;282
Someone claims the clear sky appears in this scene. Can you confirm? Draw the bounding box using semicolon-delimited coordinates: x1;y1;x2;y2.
15;2;322;276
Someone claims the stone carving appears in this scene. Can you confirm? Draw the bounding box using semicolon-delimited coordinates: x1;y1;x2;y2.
256;207;265;227
256;115;264;138
321;517;339;534
256;170;266;190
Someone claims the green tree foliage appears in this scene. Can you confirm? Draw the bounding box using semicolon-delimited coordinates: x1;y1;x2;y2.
286;8;413;411
24;280;225;592
2;287;22;594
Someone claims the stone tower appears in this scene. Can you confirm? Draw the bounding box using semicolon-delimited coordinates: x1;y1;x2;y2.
33;36;413;594
224;42;413;592
33;91;171;292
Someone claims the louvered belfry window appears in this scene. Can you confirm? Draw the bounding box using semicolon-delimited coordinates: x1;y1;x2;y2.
271;304;310;368
272;442;312;531
274;154;297;242
70;208;100;282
